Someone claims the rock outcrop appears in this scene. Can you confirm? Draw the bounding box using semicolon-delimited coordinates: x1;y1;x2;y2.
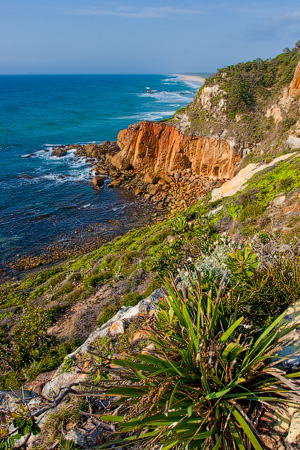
289;61;300;98
91;175;105;188
51;147;67;157
211;152;298;201
114;121;240;180
105;121;242;210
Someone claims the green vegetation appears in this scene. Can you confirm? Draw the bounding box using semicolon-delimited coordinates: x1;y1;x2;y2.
209;154;300;236
97;305;119;327
208;46;299;115
120;291;143;307
169;42;299;150
0;44;300;450
96;264;300;449
1;151;300;389
0;306;81;389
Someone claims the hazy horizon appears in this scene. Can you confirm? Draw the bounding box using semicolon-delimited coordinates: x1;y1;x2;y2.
1;0;300;75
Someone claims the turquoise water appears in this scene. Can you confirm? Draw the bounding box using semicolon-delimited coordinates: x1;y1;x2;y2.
0;74;202;267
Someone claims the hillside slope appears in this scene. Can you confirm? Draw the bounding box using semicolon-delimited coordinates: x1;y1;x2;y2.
1;46;300;450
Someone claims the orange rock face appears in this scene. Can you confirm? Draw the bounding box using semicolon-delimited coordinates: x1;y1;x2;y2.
112;121;241;181
289;62;300;98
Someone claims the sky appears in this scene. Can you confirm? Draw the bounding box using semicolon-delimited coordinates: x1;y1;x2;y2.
0;0;300;74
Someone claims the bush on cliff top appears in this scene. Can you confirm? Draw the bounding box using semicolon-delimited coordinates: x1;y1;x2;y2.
206;45;299;115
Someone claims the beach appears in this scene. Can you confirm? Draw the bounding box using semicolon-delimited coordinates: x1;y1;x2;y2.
175;74;206;84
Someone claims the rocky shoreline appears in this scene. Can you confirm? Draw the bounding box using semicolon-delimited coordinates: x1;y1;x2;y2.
2;211;163;280
51;120;243;213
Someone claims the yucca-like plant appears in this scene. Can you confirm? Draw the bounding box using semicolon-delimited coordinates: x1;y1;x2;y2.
96;272;300;449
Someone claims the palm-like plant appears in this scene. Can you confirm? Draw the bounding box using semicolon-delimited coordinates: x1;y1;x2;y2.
97;272;300;449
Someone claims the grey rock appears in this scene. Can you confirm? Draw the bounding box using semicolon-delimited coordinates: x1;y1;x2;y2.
0;390;37;412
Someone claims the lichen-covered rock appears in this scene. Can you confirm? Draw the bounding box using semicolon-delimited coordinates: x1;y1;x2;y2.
273;195;286;207
286;411;300;447
42;371;87;398
0;390;37;412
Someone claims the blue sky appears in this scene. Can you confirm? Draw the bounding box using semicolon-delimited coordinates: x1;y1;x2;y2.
1;0;300;74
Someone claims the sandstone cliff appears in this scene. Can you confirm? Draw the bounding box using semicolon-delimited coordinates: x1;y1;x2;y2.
114;121;240;180
289;61;300;98
101;49;300;210
105;121;242;210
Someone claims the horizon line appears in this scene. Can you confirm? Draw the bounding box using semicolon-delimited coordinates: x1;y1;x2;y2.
0;72;213;76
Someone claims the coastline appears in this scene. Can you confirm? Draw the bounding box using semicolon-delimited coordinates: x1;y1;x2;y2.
174;73;206;84
0;74;196;277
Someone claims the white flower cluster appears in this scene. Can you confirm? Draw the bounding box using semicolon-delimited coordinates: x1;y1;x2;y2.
180;233;236;286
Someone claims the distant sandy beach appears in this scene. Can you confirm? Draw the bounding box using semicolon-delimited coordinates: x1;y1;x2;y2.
175;74;206;84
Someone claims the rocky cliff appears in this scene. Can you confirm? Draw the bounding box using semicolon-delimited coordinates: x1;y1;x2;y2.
114;121;241;180
170;46;300;160
289;61;300;98
95;48;300;211
105;121;242;210
55;48;298;212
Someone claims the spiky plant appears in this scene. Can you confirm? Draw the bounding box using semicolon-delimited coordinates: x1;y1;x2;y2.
96;272;300;449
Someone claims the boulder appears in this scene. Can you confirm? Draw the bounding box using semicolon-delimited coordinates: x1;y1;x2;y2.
42;371;87;398
286;411;300;446
108;179;122;188
91;176;105;188
0;390;37;412
148;184;161;197
95;167;108;175
51;147;67;157
110;320;125;336
273;195;286;207
131;325;153;344
144;172;157;184
110;153;132;171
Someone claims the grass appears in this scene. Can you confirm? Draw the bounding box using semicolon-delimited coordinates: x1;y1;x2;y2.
97;305;119;328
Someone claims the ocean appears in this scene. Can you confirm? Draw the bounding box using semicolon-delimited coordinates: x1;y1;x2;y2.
0;74;203;269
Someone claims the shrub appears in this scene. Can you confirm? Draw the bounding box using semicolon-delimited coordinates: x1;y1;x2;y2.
120;292;143;308
11;307;56;369
282;117;297;132
23;340;82;380
97;305;119;327
96;275;300;449
239;203;265;222
233;257;300;326
0;370;21;390
83;270;112;288
53;281;73;299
